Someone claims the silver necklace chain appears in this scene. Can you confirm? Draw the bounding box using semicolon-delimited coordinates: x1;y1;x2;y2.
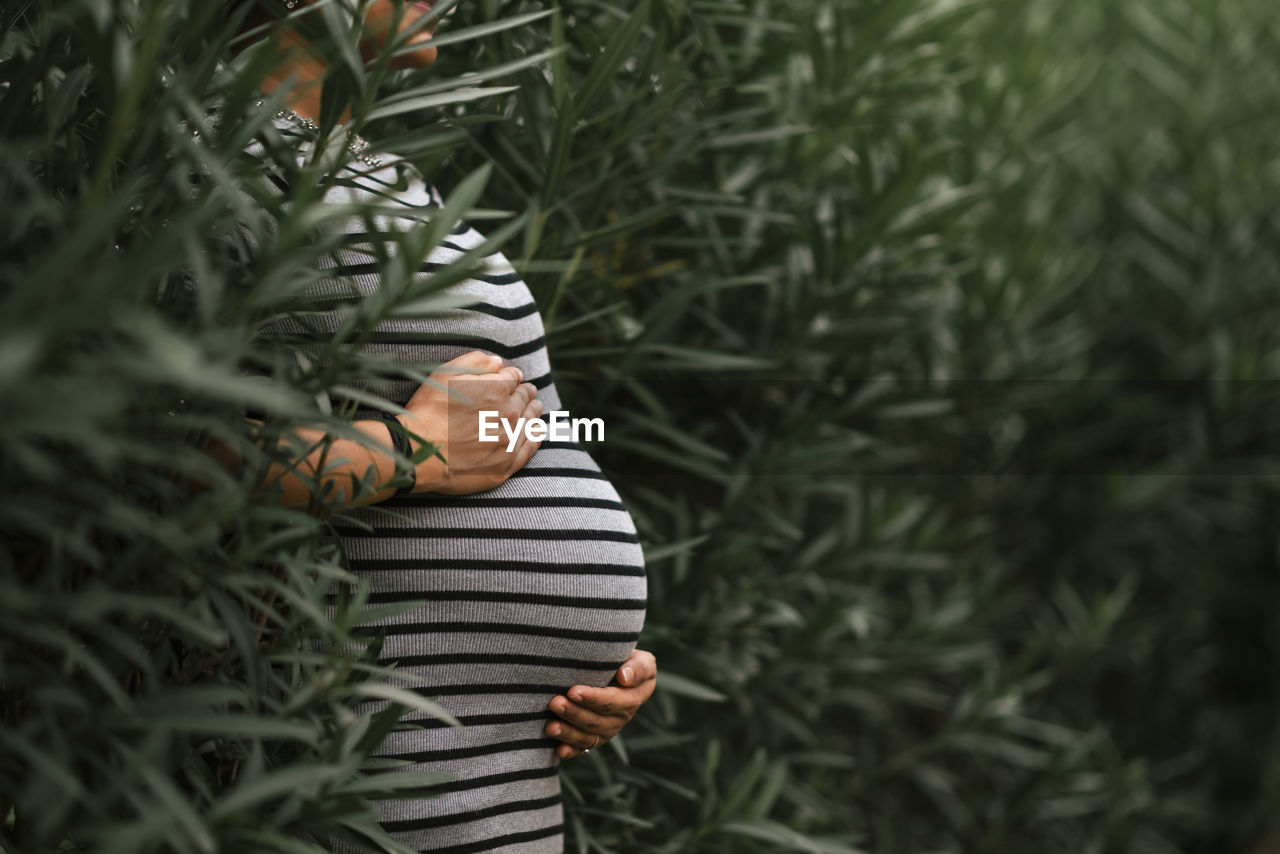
262;100;383;168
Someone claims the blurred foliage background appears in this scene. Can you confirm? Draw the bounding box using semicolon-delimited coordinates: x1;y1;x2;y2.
2;0;1278;852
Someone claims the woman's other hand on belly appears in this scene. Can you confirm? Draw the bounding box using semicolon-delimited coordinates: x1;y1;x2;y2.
545;649;658;759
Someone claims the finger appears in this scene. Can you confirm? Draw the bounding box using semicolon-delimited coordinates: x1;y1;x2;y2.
556;743;583;760
615;649;657;687
509;398;544;455
488;399;542;482
494;364;523;390
521;395;545;426
504;419;542;476
548;695;621;734
517;400;545;450
545;718;605;750
509;382;537;412
566;684;648;717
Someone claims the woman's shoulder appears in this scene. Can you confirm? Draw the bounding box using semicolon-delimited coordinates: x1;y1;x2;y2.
248;111;443;210
331;151;443;211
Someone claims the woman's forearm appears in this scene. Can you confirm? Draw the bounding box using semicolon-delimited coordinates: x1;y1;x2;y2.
208;351;545;511
263;417;423;509
207;417;432;512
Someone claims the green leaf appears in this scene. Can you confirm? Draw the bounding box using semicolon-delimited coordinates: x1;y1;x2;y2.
657;672;726;703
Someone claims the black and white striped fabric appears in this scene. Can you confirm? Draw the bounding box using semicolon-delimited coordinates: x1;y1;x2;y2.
257;124;646;854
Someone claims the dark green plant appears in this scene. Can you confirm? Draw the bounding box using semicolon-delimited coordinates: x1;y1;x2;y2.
0;1;550;850
420;0;1280;851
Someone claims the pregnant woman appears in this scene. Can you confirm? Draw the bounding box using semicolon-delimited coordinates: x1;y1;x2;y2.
238;2;656;851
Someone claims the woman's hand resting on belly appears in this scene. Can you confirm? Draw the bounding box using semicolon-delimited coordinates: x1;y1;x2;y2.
398;350;544;495
546;649;658;760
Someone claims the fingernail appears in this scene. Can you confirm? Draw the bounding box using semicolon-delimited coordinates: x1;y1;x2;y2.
569;688;584;702
621;666;634;684
532;400;544;414
548;724;561;736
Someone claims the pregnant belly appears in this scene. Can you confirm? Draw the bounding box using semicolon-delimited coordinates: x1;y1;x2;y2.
325;443;644;848
336;442;646;722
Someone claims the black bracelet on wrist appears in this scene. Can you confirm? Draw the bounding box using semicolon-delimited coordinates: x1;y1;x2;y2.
379;417;416;495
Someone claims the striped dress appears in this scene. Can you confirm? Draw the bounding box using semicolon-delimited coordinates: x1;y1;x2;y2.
258;125;647;853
